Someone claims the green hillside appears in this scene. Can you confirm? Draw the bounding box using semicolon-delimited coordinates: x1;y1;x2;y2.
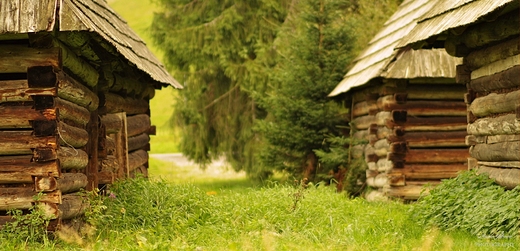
108;0;180;153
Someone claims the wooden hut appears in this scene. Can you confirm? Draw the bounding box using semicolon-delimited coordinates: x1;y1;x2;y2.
0;0;182;227
397;0;520;189
328;0;467;200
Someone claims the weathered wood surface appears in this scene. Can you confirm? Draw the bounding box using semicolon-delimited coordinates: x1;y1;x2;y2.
57;70;99;111
102;69;155;99
389;149;469;164
0;154;60;180
477;166;520;189
384;185;431;200
374;111;391;126
351;115;375;130
387;113;467;131
58;121;89;148
470;65;520;92
470;142;520;161
351;145;364;159
35;176;57;192
352;101;378;117
352;130;368;141
0;131;57;155
389;164;467;179
366;174;387;188
101;114;122;134
128;133;150;152
399;85;466;100
57;173;88;194
55;97;90;127
0;79;56;103
57;147;89;170
478;161;520;169
103;93;149;115
464;37;520;71
106;136;116;155
128;150;148;173
127;114;151;137
466;134;520;146
85;109;99;191
59;194;88;220
52;38;99;88
468;114;520;136
98;170;115;184
0;105;57;128
388;130;467;148
469;89;520;117
378;96;467;116
114;113;129;178
0;45;61;73
471;54;519;80
100;155;118;172
0;189;61;210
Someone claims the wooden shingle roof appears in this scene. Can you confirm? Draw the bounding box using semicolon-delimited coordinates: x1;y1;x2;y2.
329;0;462;97
396;0;516;48
0;0;182;88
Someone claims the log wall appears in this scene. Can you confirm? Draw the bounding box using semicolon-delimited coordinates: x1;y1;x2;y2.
355;78;468;201
0;32;157;228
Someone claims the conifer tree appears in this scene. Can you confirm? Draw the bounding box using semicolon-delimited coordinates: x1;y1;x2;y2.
151;0;291;176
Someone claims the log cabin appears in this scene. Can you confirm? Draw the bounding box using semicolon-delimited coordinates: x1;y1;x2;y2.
329;0;467;200
0;0;182;228
397;0;520;190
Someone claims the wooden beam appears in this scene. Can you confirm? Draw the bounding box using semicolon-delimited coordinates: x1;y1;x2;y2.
470;141;520;161
388;130;467;148
0;131;57;155
0;79;56;103
478;161;520;169
114;113;129;179
103;93;149;115
52;38;99;88
402;85;466;100
0;189;61;210
388;149;469;164
100;155;118;172
477;166;520;189
58;121;89;148
387;115;467;131
388;163;467;179
55;97;90;127
57;147;89;170
127;114;151;137
464;36;520;71
85;109;99;191
462;11;520;50
59;194;88;220
0;45;61;73
128;150;148;173
98;171;115;185
470;65;520;93
351;115;375;130
378;96;467;116
469;89;520;117
101;113;122;134
128;133;150;152
0;105;57;129
57;70;99;112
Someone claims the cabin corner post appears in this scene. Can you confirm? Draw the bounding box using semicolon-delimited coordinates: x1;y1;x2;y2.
85;96;100;191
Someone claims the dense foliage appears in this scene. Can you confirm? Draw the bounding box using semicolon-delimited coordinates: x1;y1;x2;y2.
412;170;520;238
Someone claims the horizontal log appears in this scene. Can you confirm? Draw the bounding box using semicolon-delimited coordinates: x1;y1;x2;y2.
103;93;149;115
57;147;89;170
0;189;61;211
98;170;115;184
352;101;378;117
387;115;467;131
130;165;149;178
402;84;466;100
0;156;60;184
0;105;57;129
388;149;469;164
59;194;88;220
384;185;431;200
470;65;520;92
128;150;148;173
470;141;520;161
56;70;99;112
468;114;520;136
0;79;56;103
388;130;467;148
378;96;467;116
366;174;388;188
0;131;57;155
375;111;391;126
471;54;519;81
55;97;90;127
466;134;520;146
127;114;151;137
375;126;392;139
0;45;61;73
352;130;368;141
388;163;467;179
128;133;150;152
464;36;520;71
478;161;520;169
58;121;89;148
377;158;392;172
469;89;520;117
101;114;122;134
100;155;119;172
477;166;520;189
351;115;375;130
106;136;116;155
387;173;405;186
364;190;388;202
57;173;88;194
53;39;99;88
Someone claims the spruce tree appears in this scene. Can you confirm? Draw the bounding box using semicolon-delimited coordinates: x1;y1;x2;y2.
151;0;291;176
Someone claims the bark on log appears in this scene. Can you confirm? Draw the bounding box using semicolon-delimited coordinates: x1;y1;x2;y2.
103;93;149;115
470;142;520;161
477;166;520;189
0;105;57;129
470;65;520;92
388;130;467;148
0;131;57;155
58;121;89;148
128;133;150;152
101;114;122;134
59;194;88;220
462;11;520;50
0;79;56;103
352;130;368;141
388;163;467;179
469;89;520;117
57;173;88;194
467;134;520;146
389;149;469;164
384;185;431;200
127;114;151;137
387;115;467;131
57;71;99;112
114;113;129;179
0;156;60;184
0;189;61;210
403;84;466;100
55;97;90;127
53;39;99;88
464;36;520;71
477;161;520;169
468;114;520;136
128;150;148;173
100;155;119;172
0;45;61;73
352;115;375;130
351;145;365;159
57;147;89;170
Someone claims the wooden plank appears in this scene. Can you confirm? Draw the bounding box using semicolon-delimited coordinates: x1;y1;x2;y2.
469;89;520;118
389;149;469;164
478;161;520;169
470;141;520;161
128;150;148;173
388;163;467;179
0;45;61;73
0;105;57;129
388;130;467;148
387;115;467;131
477;166;520;189
0;131;57;155
464;36;520;71
0;79;56;103
0;156;60;184
378;96;467;116
468;114;520;136
0;189;61;210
